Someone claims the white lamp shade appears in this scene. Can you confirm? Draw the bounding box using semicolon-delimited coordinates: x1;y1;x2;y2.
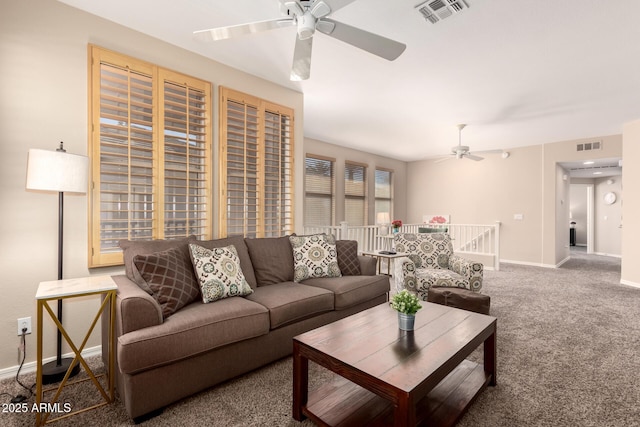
377;212;390;224
26;149;89;194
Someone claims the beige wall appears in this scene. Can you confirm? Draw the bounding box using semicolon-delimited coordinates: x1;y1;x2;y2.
407;135;623;267
621;120;640;287
407;144;543;264
0;0;303;372
304;138;408;225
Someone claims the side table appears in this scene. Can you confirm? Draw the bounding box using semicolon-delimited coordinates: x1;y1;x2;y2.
361;250;408;276
35;275;117;425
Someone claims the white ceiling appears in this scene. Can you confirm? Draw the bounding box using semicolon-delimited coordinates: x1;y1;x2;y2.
57;0;640;162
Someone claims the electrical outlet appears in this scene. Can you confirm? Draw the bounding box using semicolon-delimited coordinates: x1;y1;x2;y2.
17;317;31;336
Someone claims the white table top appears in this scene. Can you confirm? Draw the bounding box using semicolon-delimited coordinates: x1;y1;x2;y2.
361;250;408;259
36;275;117;300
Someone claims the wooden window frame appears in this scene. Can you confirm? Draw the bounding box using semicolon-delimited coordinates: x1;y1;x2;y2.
88;45;212;267
219;87;295;238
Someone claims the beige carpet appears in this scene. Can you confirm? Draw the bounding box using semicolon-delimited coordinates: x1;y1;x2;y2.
2;250;638;426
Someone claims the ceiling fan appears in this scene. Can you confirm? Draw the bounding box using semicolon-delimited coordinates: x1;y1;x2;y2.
193;0;406;81
436;124;503;162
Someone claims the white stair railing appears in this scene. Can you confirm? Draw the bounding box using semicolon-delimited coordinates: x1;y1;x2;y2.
303;221;501;270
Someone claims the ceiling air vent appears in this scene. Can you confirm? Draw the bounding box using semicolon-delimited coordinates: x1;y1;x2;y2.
576;140;602;152
416;0;469;24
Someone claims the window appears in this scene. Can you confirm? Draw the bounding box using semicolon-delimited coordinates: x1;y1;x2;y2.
88;46;212;267
304;155;335;226
344;161;367;226
375;168;393;219
220;87;294;238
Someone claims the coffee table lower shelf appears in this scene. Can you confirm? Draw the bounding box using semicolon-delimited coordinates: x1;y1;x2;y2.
303;360;490;427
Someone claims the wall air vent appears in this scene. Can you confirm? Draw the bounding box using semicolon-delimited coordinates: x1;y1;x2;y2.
576;140;603;152
416;0;469;24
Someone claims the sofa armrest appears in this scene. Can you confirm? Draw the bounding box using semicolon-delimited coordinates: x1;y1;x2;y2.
393;257;419;295
112;275;163;334
448;254;483;292
358;255;377;276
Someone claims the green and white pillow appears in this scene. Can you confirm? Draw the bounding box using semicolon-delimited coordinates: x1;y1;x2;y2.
189;244;253;303
289;234;342;282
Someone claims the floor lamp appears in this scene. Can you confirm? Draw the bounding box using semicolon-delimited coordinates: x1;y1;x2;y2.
26;142;89;384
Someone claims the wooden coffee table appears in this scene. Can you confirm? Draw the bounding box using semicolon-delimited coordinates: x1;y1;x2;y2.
293;302;497;426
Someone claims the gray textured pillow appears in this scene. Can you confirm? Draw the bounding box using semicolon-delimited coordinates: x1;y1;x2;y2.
289;234;342;282
245;236;295;286
189;244;253;303
133;246;201;319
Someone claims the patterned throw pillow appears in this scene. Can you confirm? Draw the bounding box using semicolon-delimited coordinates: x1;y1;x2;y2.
189;244;253;303
289;234;342;282
133;246;201;319
336;240;361;276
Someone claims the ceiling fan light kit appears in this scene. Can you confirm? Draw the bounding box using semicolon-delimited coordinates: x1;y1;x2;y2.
194;0;406;81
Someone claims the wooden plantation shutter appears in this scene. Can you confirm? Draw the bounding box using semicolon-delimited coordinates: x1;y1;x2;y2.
263;106;294;236
159;71;211;240
89;46;212;267
219;87;294;238
304;155;335;226
222;98;259;237
344;161;367;226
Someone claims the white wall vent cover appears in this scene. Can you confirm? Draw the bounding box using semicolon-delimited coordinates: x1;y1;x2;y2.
416;0;469;24
576;141;603;152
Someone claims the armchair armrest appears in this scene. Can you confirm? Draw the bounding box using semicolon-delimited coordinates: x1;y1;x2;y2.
448;254;483;292
393;256;419;294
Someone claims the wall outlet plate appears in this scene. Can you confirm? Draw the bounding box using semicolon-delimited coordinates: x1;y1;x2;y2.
17;317;31;335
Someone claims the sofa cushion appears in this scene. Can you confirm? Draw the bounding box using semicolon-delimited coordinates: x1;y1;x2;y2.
195;236;257;289
117;297;270;375
119;236;196;295
336;240;361;276
289;234;341;282
245;282;334;329
189;244;253;303
302;275;390;310
245;236;294;286
133;246;201;319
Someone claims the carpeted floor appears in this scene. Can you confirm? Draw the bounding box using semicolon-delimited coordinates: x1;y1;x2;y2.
2;250;638;426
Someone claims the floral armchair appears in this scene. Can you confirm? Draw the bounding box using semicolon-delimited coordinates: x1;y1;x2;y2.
393;232;483;301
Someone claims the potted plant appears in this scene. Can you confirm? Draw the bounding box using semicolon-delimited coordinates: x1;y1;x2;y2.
391;219;402;233
390;290;422;331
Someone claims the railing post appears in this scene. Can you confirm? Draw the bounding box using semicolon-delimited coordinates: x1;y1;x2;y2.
494;221;501;271
340;221;348;240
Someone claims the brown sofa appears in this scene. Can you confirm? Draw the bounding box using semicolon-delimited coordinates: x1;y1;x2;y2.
101;235;389;420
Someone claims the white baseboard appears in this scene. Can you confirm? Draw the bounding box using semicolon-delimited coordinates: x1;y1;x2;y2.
620;279;640;289
500;259;556;268
0;345;102;381
593;252;622;258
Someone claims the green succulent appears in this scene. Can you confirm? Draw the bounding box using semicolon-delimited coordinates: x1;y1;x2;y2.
390;290;422;315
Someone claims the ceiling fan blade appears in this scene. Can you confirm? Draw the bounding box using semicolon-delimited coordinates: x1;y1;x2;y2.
318;18;406;61
464;153;484;161
194;18;293;42
291;36;313;81
472;148;504;155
